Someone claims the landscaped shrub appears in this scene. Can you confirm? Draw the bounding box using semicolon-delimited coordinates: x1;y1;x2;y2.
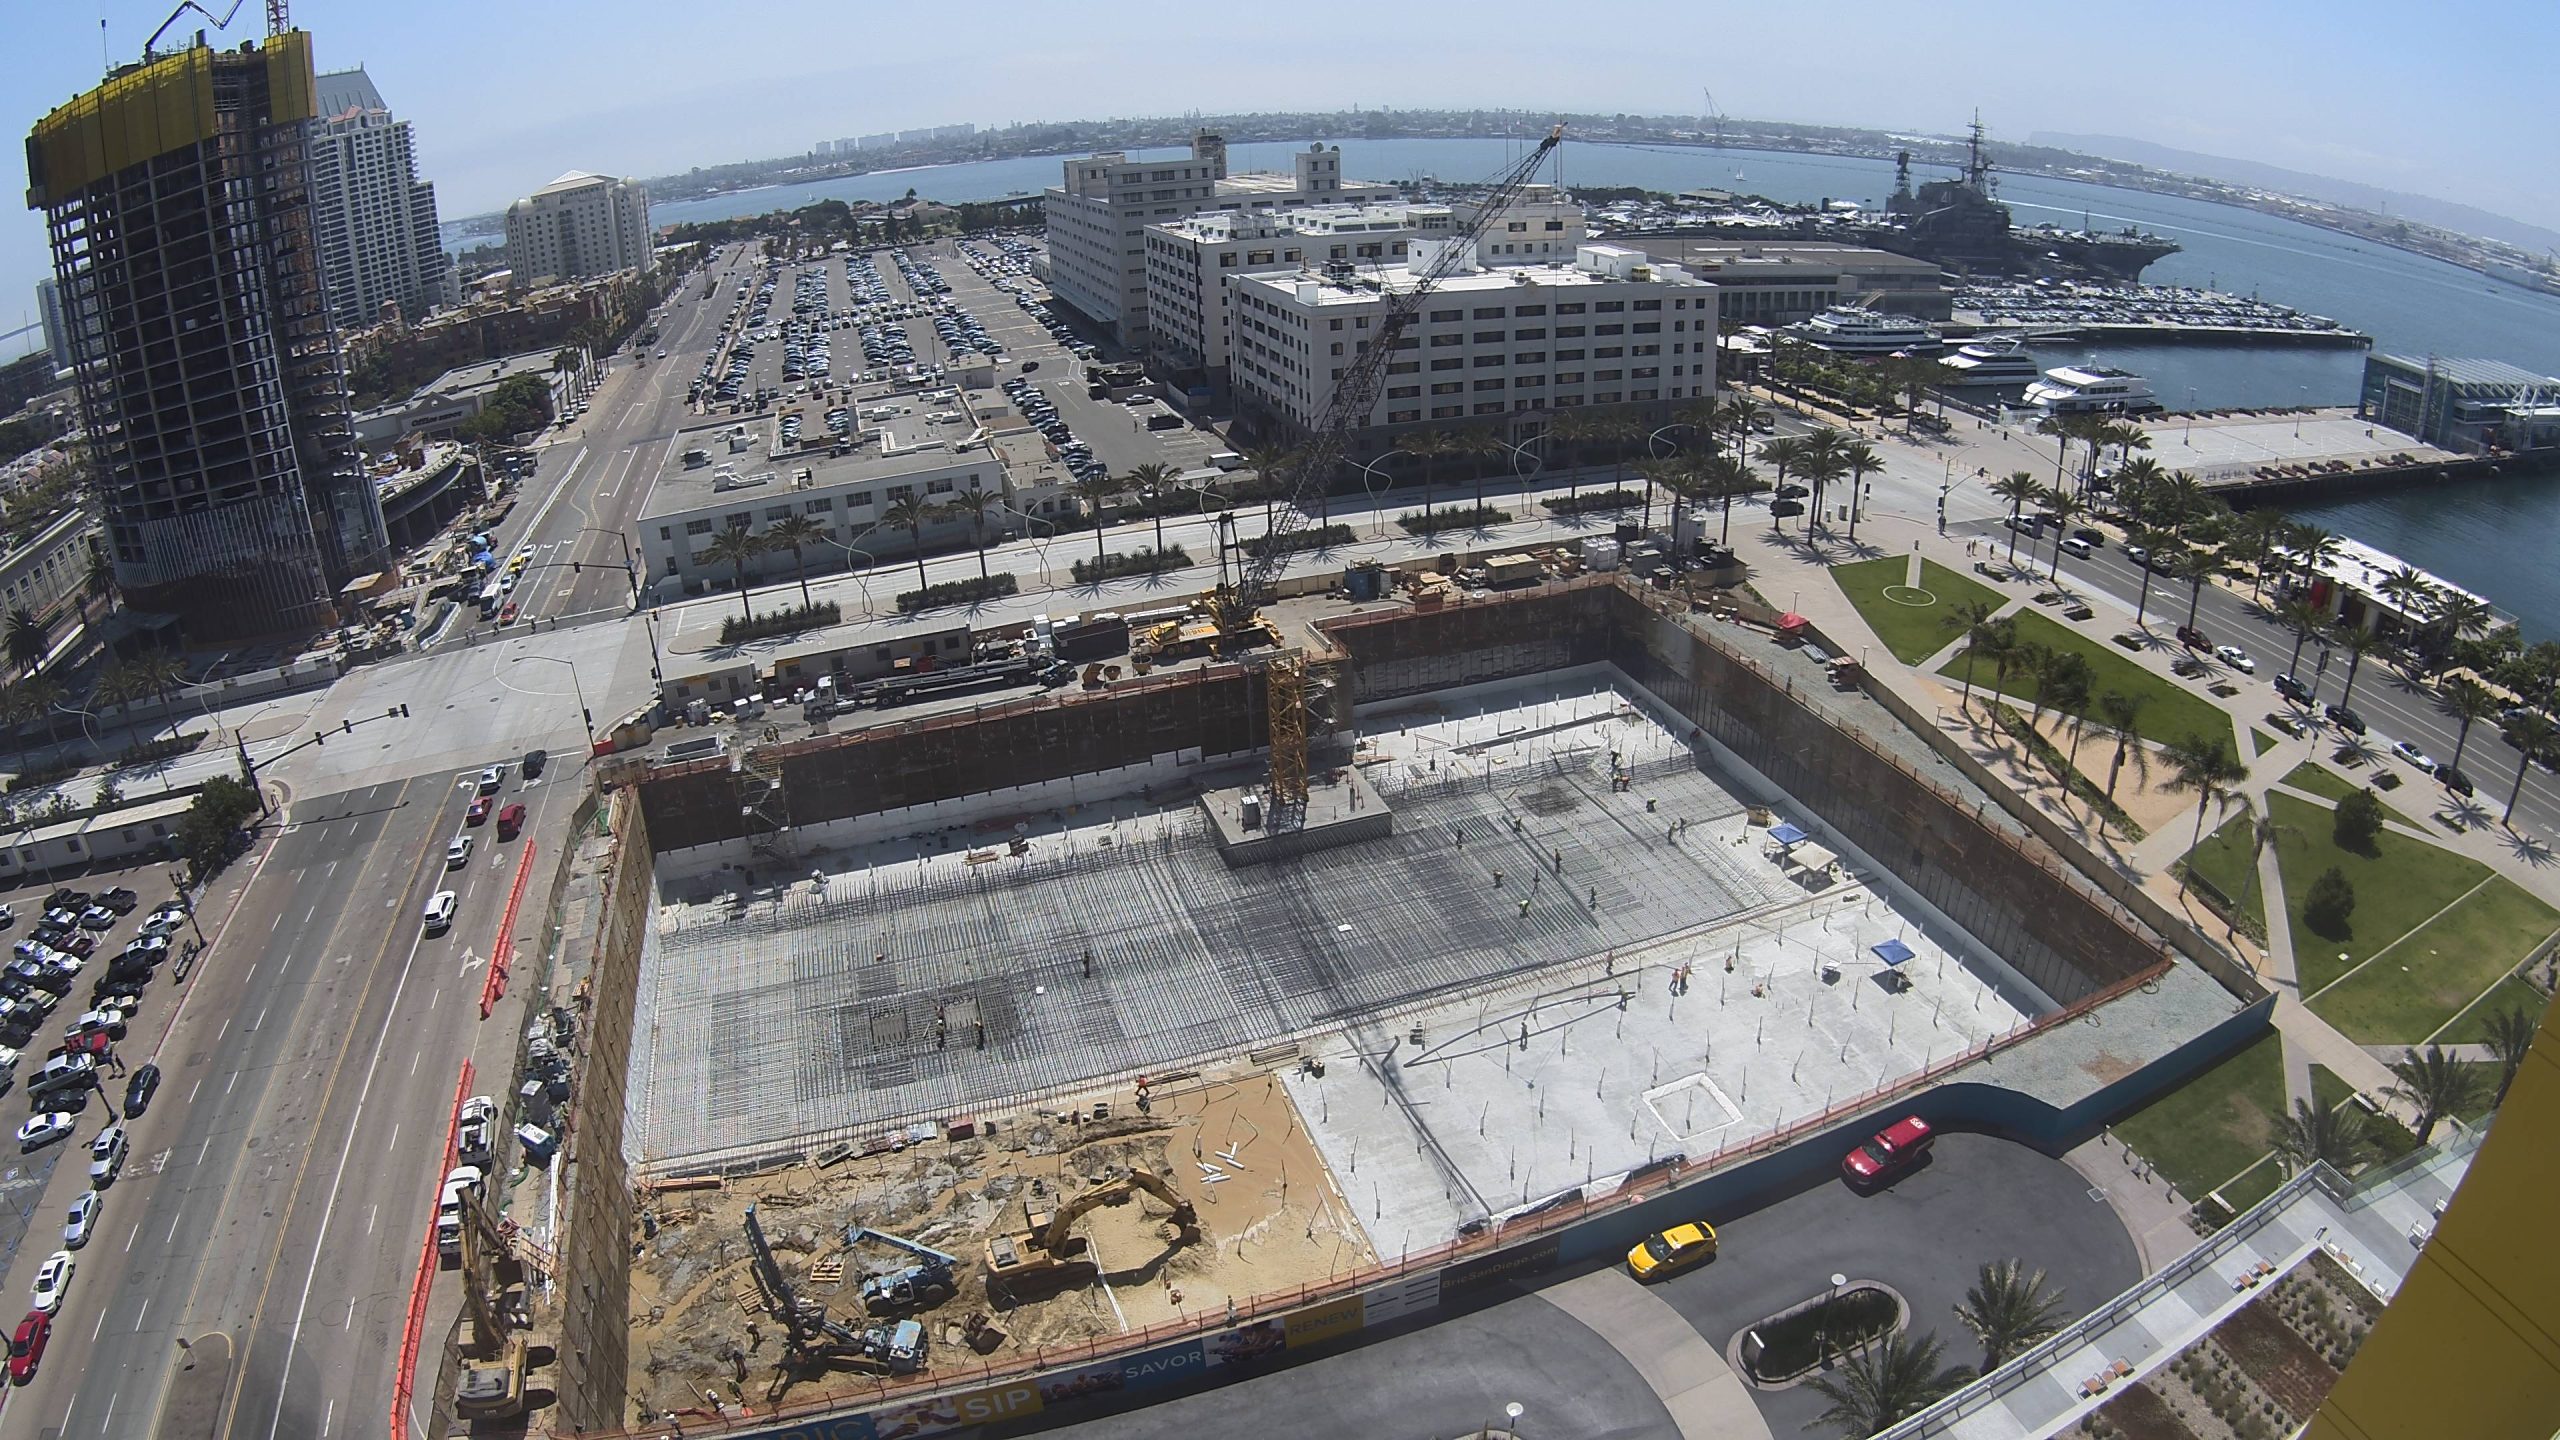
1397;504;1511;536
1541;487;1644;516
718;601;840;645
896;573;1018;613
1072;546;1190;584
1242;524;1356;560
1743;1286;1900;1380
2332;788;2383;854
2305;865;2357;938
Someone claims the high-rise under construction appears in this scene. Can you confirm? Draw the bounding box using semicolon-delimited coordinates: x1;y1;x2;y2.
24;28;386;639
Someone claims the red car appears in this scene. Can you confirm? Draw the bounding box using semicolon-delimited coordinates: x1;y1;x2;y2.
1842;1115;1934;1187
9;1309;48;1384
498;600;519;625
466;797;492;826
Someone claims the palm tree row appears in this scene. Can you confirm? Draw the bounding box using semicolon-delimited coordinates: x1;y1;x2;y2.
1803;1257;2074;1435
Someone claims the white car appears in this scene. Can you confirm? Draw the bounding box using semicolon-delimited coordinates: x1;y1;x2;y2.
16;1113;74;1152
457;1095;498;1165
63;1192;100;1249
477;767;504;796
447;834;474;870
140;905;189;937
30;1252;73;1314
2213;644;2256;674
423;891;459;935
88;1124;126;1186
2391;739;2436;770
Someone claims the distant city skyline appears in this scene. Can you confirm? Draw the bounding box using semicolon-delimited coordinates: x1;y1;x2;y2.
7;0;2552;356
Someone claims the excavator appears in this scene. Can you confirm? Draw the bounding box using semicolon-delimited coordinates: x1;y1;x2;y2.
981;1168;1200;1297
743;1204;927;1377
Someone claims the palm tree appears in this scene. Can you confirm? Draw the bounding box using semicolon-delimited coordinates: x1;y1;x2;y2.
2096;690;2152;801
1843;438;1884;538
2043;492;2085;581
2481;1007;2536;1106
2377;565;2435;644
1676;394;1727;459
1070;470;1131;573
2385;1045;2485;1146
699;524;765;623
1635;456;1689;536
2132;534;2180;628
1804;1328;1972;1437
2284;522;2340;595
5;608;50;677
82;550;115;616
1594;413;1642;513
2426;593;2495;672
1990;472;2043;566
1952;1260;2069;1369
1697;454;1759;545
1405;428;1451;532
1798;426;1848;531
2502;711;2555;826
2275;1096;2373;1175
1981;622;2029;728
2225;794;2296;928
1951;604;2006;715
1450;426;1505;520
1758;434;1807;516
940;487;1000;583
2028;647;2088;732
761;513;828;608
881;493;939;592
2329;624;2381;712
2034;413;2079;492
2164;731;2248;847
1720;394;1764;462
1240;443;1300;538
2441;676;2502;774
2278;599;2327;680
2178;548;2228;633
2231;507;2289;602
1544;408;1599;501
1123;462;1176;555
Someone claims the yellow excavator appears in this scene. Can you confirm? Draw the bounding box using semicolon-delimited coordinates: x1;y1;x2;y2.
982;1168;1200;1295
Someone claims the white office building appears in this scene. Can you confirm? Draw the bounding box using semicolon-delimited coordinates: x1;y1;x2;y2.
1045;134;1396;351
504;171;653;286
34;277;73;374
1147;192;1594;393
307;68;457;329
1230;243;1717;452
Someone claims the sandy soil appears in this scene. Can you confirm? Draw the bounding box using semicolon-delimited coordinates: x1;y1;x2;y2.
622;1066;1367;1424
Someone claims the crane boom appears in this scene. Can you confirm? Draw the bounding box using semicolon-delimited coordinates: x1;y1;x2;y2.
1231;126;1564;615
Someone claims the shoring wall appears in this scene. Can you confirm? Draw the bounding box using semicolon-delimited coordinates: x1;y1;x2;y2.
555;789;652;1433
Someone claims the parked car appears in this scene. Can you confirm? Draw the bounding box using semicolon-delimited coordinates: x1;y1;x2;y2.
2273;673;2311;704
1842;1115;1935;1187
9;1309;49;1384
15;1114;72;1152
2391;739;2436;771
2213;644;2256;674
2436;763;2476;797
1626;1220;1718;1280
62;1192;99;1249
458;1095;497;1166
2326;704;2367;735
94;889;137;915
88;1125;125;1186
29;1253;72;1315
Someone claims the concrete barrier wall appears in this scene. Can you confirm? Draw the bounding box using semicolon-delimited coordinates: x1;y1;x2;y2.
556;789;653;1433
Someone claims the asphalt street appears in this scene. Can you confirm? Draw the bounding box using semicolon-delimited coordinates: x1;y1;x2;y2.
1954;516;2560;842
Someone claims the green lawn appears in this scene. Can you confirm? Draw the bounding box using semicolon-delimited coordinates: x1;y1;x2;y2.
2213;1159;2286;1217
2250;729;2278;757
2280;762;2364;804
2310;1063;2357;1115
1830;557;2007;665
2111;1031;2287;1202
1938;609;2234;750
2268;791;2490;996
2312;879;2560;1043
2441;975;2555;1042
2179;813;2267;939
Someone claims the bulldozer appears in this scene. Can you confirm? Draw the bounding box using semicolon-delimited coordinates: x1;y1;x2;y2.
982;1168;1199;1298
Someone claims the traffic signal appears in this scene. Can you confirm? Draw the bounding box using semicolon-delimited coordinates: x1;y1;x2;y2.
342;719;352;734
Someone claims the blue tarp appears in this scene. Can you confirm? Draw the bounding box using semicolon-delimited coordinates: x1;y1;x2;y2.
1768;822;1809;847
1871;939;1916;967
473;551;496;569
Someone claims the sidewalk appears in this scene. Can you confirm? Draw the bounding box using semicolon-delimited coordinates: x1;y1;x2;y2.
1538;1269;1772;1440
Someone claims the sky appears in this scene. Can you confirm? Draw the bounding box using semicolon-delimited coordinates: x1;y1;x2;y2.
6;0;2554;354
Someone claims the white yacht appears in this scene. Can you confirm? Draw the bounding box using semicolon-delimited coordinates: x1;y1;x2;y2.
2021;364;2163;415
1937;336;2040;386
1786;306;1941;357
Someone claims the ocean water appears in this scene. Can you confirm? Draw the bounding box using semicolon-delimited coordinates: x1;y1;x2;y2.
520;135;2560;630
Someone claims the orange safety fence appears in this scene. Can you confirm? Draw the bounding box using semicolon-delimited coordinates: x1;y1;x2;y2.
393;1060;473;1440
482;840;537;1019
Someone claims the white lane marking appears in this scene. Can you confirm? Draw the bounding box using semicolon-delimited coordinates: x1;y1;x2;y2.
410;1049;420;1077
100;1389;115;1432
303;905;315;925
385;1123;398;1153
124;1221;138;1253
324;1398;333;1437
366;1204;376;1237
253;1004;268;1030
187;1078;201;1104
91;1308;106;1340
194;1134;211;1167
134;1298;148;1331
165;1209;182;1244
217;1019;229;1042
259;883;441;1440
58;1394;74;1434
225;1071;238;1095
270;914;281;932
244;962;256;984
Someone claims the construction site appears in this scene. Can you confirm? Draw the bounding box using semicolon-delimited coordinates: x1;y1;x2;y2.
540;130;2244;1435
582;570;2244;1430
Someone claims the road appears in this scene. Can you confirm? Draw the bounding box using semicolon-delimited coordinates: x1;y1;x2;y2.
0;252;733;1437
1958;517;2560;843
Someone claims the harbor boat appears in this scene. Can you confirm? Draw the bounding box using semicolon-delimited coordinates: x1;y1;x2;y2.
2021;364;2163;415
1937;336;2039;386
1786;305;1942;357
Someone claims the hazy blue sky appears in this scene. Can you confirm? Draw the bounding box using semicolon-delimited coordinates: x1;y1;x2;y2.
6;0;2552;350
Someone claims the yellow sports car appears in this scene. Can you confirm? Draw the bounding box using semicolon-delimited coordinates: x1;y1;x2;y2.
1627;1220;1717;1279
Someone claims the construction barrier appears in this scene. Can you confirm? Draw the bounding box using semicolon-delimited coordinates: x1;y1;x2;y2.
393;1061;473;1440
482;840;536;1019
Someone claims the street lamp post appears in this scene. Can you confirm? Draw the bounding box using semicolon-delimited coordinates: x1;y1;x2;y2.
1348;448;1412;540
513;654;594;742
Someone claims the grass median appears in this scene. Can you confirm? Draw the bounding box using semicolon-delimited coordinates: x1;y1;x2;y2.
2270;791;2488;996
1938;609;2233;750
2110;1030;2286;1203
1829;557;2005;665
2310;878;2560;1043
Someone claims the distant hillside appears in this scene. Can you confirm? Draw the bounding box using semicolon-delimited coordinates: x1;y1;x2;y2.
2031;131;2560;257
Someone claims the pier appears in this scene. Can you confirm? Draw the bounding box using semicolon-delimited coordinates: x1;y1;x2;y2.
2120;409;2555;500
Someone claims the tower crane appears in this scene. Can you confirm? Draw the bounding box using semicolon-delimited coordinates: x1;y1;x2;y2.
1219;126;1565;808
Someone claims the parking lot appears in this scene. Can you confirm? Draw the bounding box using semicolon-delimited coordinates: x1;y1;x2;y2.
0;863;195;1299
1013;1133;2139;1440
